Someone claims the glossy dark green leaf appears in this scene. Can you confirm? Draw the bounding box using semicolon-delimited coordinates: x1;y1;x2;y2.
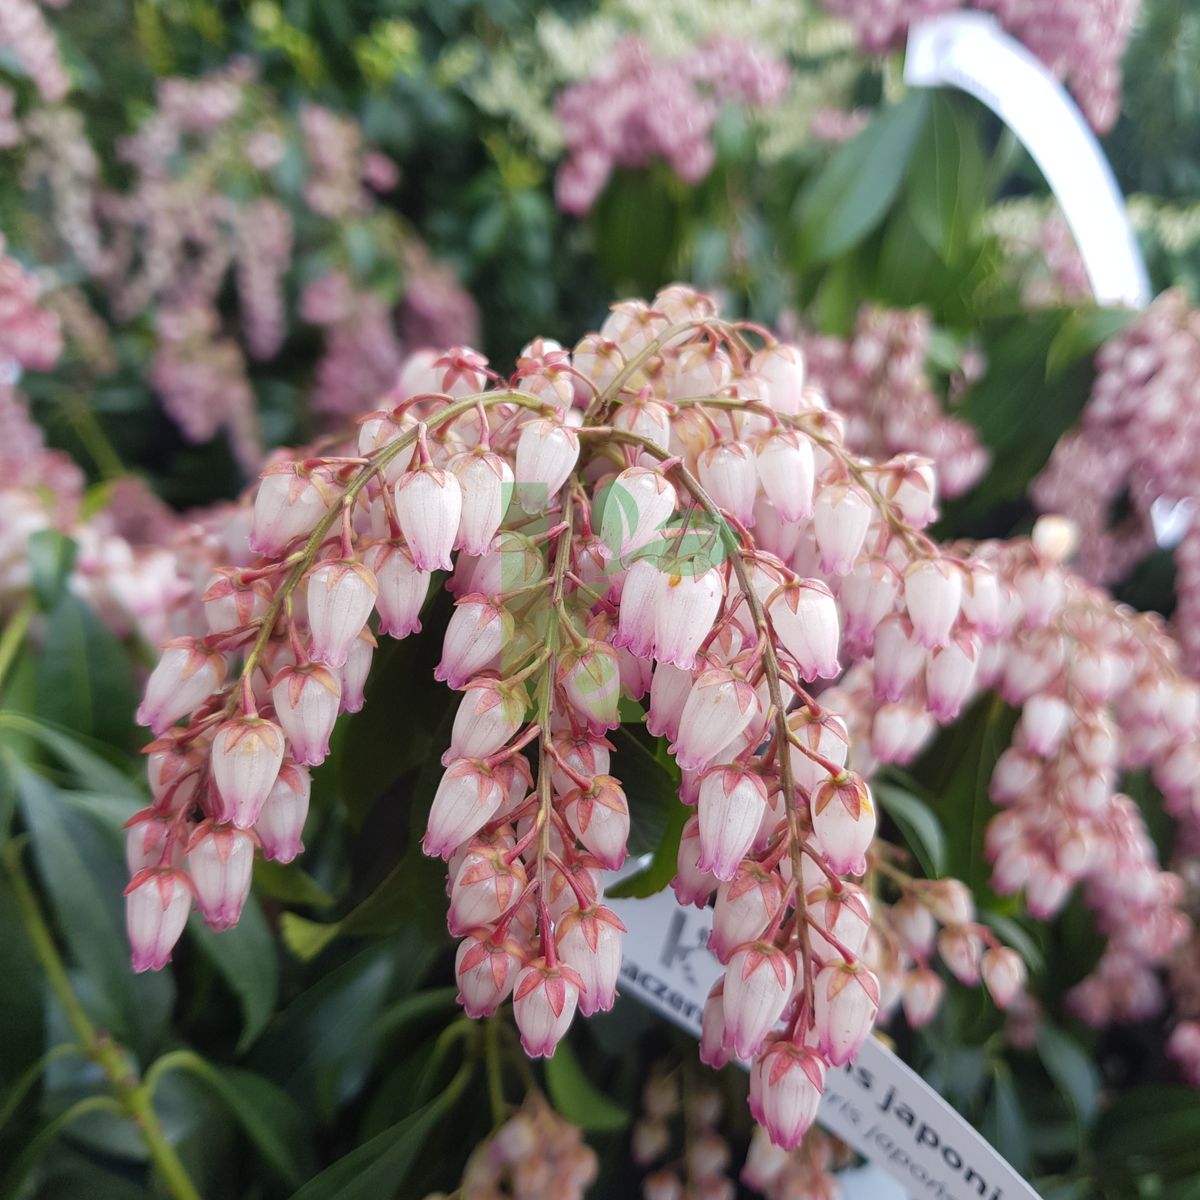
874;781;946;877
544;1038;630;1133
1093;1086;1200;1165
27;530;78;611
0;859;44;1087
610;723;681;858
0;713;140;800
188;895;279;1052
253;858;334;909
1037;1023;1101;1128
794;92;931;266
982;1065;1031;1176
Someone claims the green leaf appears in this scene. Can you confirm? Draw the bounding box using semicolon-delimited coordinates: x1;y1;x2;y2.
1037;1024;1100;1128
288;1093;453;1200
147;1051;312;1186
906;93;986;264
0;861;45;1088
1045;306;1139;380
15;765;172;1057
1094;1087;1200;1164
27;530;78;611
982;1066;1030;1176
188;895;279;1052
610;724;681;858
254;859;333;908
544;1039;630;1133
794;92;931;266
0;712;140;799
874;781;946;876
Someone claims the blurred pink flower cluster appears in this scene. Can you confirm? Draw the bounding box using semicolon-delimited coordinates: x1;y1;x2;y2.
797;305;990;499
0;0;70;104
821;0;1138;131
1032;290;1200;670
554;36;791;216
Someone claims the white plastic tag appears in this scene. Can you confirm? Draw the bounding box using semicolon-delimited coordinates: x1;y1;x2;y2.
904;13;1150;310
607;889;1041;1200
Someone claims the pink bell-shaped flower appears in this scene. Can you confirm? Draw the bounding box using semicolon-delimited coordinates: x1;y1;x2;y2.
614;557;662;660
925;632;980;721
981;946;1027;1008
755;431;815;522
307;559;378;669
450;449;514;556
210;716;285;829
514;418;580;512
904;558;963;649
185;821;256;931
125;811;179;875
838;557;899;650
902;966;945;1028
455;930;525;1018
810;774;875;876
670;668;759;773
755;1041;826;1150
654;565;723;671
709;864;783;964
362;540;429;639
752;342;806;414
556;904;627;1017
447;844;527;935
787;707;849;798
812;961;880;1066
270;663;341;766
549;731;611;796
673;815;719;907
249;462;340;557
872;614;926;703
339;630;374;713
812;483;872;575
698;442;757;527
445;679;524;765
697;767;768;883
723;942;795;1060
768;580;841;682
562;776;630;870
700;979;732;1069
137;639;226;735
938;927;983;985
394;463;463;571
559;641;621;733
435;594;512;690
646;662;693;741
807;881;872;965
357;407;416;480
596;466;677;560
422;758;505;860
513;957;584;1057
254;762;311;863
125;867;193;973
202;568;272;636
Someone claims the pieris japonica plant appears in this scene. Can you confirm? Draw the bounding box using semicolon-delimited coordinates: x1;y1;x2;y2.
128;283;1020;1150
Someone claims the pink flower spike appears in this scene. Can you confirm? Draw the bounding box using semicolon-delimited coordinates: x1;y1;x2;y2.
136;639;226;735
210;717;285;829
185;822;256;931
307;559;378;669
394;463;463;571
125;867;193;973
722;942;795;1061
421;758;504;860
513;957;584;1057
697;767;768;883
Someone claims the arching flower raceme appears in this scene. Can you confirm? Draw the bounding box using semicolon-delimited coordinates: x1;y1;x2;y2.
127;286;1059;1148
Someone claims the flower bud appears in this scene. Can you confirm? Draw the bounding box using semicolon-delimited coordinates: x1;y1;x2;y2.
710;865;783;963
185;822;255;931
125;810;180;875
448;845;527;935
137;639;226;735
270;663;341;766
838;557;899;650
596;467;676;560
904;559;963;649
671;669;759;773
449;449;515;556
698;442;757;526
202;568;271;636
813;484;872;575
559;641;621;733
556;905;626;1017
787;707;849;798
812;962;879;1066
515;418;580;512
646;662;693;741
697;767;768;882
513;958;584;1057
394;464;463;571
901;967;944;1028
446;679;524;765
925;632;979;721
307;559;378;669
938;926;983;985
339;630;374;713
125;867;193;972
435;594;512;690
923;879;975;926
807;882;871;964
254;762;311;863
362;540;429;639
357;408;416;479
981;946;1027;1008
753;342;806;414
562;776;630;870
756;431;815;522
614;557;661;660
211;717;285;829
755;1041;826;1150
456;931;525;1018
890;894;936;957
700;979;732;1069
769;580;841;681
811;775;875;876
723;942;795;1060
422;758;505;860
249;463;339;557
673;815;719;907
654;566;723;671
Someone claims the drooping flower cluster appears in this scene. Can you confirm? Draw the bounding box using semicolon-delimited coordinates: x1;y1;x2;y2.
820;0;1139;131
1032;289;1200;672
0;0;70;103
127;283;1022;1149
826;519;1196;1034
423;1092;597;1200
796;305;990;499
554;36;791;215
